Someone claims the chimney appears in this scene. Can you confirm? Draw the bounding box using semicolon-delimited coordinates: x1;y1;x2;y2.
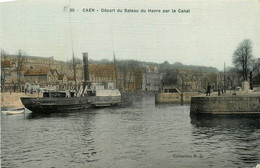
82;52;89;84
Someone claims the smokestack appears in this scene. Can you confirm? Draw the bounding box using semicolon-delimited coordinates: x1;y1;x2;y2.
82;52;89;83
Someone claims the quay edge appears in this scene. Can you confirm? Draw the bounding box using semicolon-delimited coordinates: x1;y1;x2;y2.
190;94;260;115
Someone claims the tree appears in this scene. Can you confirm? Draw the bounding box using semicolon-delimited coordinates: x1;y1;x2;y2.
67;57;83;64
163;60;170;65
1;49;8;92
161;69;178;86
117;60;139;91
232;39;254;81
251;58;260;76
17;50;26;92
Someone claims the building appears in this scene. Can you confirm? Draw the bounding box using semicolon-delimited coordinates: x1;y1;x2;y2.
24;68;52;86
172;69;204;92
1;59;26;91
58;74;68;86
116;65;143;91
160;68;240;92
89;64;116;84
67;76;76;90
142;66;160;91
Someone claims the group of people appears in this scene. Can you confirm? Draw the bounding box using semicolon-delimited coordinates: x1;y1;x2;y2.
25;85;40;95
206;83;225;96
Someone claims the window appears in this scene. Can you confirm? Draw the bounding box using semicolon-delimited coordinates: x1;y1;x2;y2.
169;89;178;93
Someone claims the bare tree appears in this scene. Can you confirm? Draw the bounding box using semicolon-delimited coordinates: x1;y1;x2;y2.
17;50;25;92
119;64;128;90
1;49;8;92
67;57;83;64
232;39;254;81
249;58;260;88
251;58;260;76
117;60;137;91
161;69;178;86
126;62;135;91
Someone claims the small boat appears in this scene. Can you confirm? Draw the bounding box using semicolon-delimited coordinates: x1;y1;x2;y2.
1;108;25;115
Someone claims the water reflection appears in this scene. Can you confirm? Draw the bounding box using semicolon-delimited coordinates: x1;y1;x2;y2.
68;111;99;164
190;115;260;167
2;108;99;167
155;103;184;109
26;112;70;119
26;108;97;119
190;114;260;129
2;96;260;167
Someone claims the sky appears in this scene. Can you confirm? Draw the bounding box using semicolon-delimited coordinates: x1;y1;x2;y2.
0;0;260;70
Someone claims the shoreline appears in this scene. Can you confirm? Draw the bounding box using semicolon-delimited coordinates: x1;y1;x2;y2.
1;92;42;108
0;91;155;109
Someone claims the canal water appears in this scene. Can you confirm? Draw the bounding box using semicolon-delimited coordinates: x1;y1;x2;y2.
1;96;260;168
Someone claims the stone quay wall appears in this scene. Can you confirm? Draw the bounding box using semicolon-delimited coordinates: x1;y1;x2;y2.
190;95;260;114
155;92;201;104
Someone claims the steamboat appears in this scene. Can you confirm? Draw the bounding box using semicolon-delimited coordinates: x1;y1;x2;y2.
20;53;122;113
20;86;121;113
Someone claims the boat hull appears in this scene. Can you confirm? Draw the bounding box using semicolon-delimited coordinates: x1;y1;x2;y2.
20;97;91;113
1;108;25;115
89;96;121;107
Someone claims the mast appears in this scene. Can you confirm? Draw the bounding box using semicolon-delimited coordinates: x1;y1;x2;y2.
82;52;89;88
73;53;77;89
67;1;77;90
112;25;117;89
17;50;23;92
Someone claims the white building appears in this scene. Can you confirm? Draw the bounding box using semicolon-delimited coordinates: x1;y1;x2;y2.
142;66;161;91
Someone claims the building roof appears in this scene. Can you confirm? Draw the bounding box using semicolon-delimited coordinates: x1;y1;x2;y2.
50;68;57;74
24;69;50;76
58;74;66;80
88;64;116;77
67;77;74;81
24;65;58;76
8;55;53;61
1;60;11;68
20;66;28;71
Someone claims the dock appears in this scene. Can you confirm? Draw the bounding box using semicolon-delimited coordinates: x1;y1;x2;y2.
1;92;42;108
190;92;260;115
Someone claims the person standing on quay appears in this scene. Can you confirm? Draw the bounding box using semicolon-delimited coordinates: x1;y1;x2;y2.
206;83;211;96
